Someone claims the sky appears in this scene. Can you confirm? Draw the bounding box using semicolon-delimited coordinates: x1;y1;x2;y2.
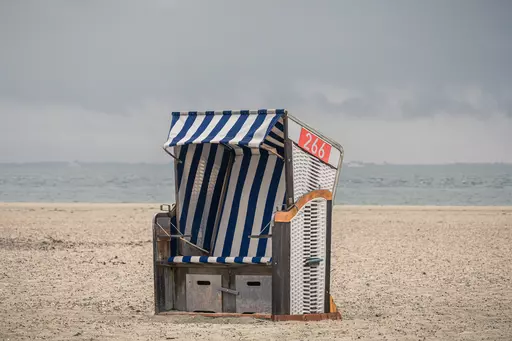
1;0;511;164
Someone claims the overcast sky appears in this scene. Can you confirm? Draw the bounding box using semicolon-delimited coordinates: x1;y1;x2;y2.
1;0;511;164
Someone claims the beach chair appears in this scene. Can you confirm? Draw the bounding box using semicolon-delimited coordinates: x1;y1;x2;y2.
153;109;344;321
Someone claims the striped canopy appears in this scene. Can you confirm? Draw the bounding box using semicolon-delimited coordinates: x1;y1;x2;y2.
164;109;285;154
166;109;287;263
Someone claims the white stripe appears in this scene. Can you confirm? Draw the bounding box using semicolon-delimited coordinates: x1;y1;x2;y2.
166;117;186;145
209;115;239;144
228;114;257;144
270;124;285;138
260;144;279;155
191;114;223;143
264;134;285;147
183;144;211;242
229;155;259;256
247;114;278;147
177;145;195;220
174;116;205;145
169;256;272;263
212;152;242;256
247;156;277;257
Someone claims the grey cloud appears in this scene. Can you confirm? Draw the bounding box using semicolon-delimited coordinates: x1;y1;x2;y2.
0;0;511;163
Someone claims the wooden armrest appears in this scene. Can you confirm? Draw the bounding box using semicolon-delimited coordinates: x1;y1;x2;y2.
274;189;332;223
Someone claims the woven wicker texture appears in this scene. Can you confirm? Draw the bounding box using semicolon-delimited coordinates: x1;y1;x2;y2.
292;143;337;202
290;198;327;314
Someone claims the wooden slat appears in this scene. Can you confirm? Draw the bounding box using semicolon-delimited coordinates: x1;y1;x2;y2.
271;312;341;322
274;189;333;222
156;311;342;322
158;311;272;319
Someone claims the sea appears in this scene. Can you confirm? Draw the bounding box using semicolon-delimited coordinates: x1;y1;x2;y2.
1;162;511;206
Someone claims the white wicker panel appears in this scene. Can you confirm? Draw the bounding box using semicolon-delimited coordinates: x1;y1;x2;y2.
289;198;327;315
290;210;305;314
292;143;337;202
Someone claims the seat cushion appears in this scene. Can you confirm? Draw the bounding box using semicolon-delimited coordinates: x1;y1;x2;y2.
168;256;272;264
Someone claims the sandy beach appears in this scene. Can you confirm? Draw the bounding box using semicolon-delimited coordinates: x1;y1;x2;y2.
0;203;511;340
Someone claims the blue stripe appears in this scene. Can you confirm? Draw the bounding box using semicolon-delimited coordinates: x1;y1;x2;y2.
238;151;268;256
262;139;285;156
238;113;267;146
190;144;218;246
257;156;285;256
202;111;231;143
274;119;284;132
259;114;283;146
203;147;231;251
221;148;252;256
167;256;271;263
169;112;197;145
170;214;178;256
220;113;249;143
178;144;204;234
183;114;214;145
268;130;284;143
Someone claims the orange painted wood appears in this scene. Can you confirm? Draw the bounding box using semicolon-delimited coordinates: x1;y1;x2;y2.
274;189;333;222
330;295;338;313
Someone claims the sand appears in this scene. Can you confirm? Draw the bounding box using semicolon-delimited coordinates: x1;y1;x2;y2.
0;203;511;340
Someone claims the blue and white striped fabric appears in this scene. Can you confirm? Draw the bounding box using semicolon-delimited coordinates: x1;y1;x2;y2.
263;117;285;156
212;147;287;258
168;256;272;264
167;109;288;264
175;143;231;251
165;109;285;156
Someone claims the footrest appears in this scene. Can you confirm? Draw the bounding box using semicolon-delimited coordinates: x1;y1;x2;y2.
168;256;272;264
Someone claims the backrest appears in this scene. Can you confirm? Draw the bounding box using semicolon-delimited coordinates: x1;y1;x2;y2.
212;147;286;258
175;143;231;251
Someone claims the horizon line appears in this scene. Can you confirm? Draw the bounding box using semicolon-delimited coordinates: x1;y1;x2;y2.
1;161;511;166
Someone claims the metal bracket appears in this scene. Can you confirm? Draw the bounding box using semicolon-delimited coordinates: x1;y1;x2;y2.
169;234;192;238
218;287;239;296
249;234;272;239
162;146;183;164
305;257;323;266
160;203;175;212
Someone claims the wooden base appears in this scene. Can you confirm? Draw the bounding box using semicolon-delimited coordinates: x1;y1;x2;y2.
158;311;272;319
272;312;341;322
156;311;342;322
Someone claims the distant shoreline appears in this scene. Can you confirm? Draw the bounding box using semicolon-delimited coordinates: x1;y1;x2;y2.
1;202;512;210
1;161;512;166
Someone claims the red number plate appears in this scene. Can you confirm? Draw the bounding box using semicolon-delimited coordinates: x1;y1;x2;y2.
298;127;332;163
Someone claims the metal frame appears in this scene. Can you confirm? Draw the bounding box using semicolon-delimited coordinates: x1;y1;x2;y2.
286;113;344;203
153;109;343;321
